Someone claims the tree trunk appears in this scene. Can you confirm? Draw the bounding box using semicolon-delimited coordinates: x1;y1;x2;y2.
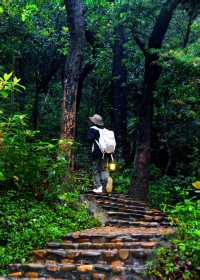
183;10;195;48
61;0;85;170
32;89;40;130
111;24;129;161
31;56;64;130
130;0;181;200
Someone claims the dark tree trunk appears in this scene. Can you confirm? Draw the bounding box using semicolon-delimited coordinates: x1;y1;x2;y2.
130;0;181;200
31;89;40;130
111;24;129;161
183;9;195;48
61;0;85;170
30;56;64;130
76;30;98;112
76;63;93;112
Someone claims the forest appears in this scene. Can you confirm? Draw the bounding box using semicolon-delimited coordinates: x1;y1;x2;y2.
0;0;200;279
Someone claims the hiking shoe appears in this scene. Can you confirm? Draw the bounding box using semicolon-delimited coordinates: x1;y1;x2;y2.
106;176;113;193
92;186;103;193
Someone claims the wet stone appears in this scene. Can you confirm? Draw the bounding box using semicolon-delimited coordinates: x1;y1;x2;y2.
77;264;93;273
33;250;46;258
92;272;106;280
94;264;111;272
84;250;102;257
25;272;38;278
72;232;80;239
46;264;58;272
79;238;91;243
111;235;135;242
8;272;23;277
66;250;80;259
118;249;129;260
60;258;75;264
80;275;91;280
111;260;124;273
60;264;76;272
103;249;118;261
46;260;57;265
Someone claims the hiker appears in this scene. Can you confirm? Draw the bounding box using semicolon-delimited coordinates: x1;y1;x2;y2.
87;114;116;193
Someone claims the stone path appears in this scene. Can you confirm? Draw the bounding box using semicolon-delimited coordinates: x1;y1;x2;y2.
7;193;175;279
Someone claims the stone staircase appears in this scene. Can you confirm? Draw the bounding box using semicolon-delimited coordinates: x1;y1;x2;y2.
7;193;175;279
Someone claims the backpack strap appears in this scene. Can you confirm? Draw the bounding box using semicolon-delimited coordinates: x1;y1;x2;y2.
90;126;104;157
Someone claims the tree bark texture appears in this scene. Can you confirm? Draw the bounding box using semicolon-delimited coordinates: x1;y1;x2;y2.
61;0;85;169
130;0;181;200
111;24;129;162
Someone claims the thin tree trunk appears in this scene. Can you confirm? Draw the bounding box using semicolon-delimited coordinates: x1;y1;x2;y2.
76;63;93;112
130;0;181;200
32;89;39;130
61;0;85;170
183;10;195;48
111;24;129;161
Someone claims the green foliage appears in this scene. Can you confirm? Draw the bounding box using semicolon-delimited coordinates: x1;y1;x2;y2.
147;199;200;280
0;72;66;198
0;72;24;98
148;175;196;208
0;191;98;275
59;170;92;193
112;167;131;193
0;113;67;198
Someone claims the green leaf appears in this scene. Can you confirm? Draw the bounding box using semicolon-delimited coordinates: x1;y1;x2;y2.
194;230;200;237
0;171;5;181
1;91;9;97
0;6;4;14
3;72;13;82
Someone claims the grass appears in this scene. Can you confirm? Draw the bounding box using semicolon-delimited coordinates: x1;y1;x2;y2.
0;190;99;275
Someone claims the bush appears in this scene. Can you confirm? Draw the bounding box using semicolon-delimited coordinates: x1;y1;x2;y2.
112;167;131;193
0;73;67;198
0;191;98;275
147;199;200;279
148;175;195;208
0;113;67;199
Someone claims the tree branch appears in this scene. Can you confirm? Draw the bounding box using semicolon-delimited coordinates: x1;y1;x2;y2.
131;28;147;55
149;0;181;49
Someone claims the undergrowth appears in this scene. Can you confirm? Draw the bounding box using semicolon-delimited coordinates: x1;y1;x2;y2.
147;176;200;280
0;191;98;275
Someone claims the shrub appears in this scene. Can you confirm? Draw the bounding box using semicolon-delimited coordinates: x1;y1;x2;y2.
0;73;67;198
0;113;67;198
148;175;195;208
112;167;132;193
147;199;200;279
0;191;98;275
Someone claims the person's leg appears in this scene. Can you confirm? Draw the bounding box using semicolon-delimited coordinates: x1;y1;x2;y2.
92;160;103;192
100;157;109;190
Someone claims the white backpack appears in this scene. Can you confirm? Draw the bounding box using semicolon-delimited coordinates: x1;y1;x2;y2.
91;126;116;155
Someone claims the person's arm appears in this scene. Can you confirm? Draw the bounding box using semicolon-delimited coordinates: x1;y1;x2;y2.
87;127;99;142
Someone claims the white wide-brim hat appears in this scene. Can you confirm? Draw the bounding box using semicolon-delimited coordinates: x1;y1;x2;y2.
89;114;104;126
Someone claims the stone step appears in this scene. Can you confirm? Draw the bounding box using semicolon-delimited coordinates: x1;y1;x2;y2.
95;200;146;211
6;192;175;279
62;229;174;243
85;194;146;207
8;262;147;279
106;211;167;222
46;241;158;250
105;220;168;228
32;248;153;265
100;204;166;216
